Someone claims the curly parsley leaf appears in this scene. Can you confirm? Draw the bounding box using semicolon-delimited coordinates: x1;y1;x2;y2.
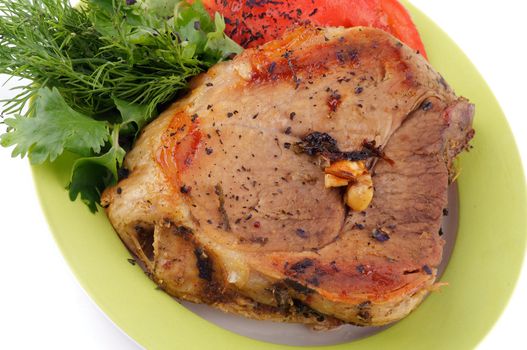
0;87;109;164
206;12;243;60
174;0;241;61
68;127;126;213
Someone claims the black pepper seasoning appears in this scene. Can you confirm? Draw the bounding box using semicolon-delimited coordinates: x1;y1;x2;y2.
422;265;433;275
372;228;390;242
296;228;308;238
421;100;433;111
356;265;366;274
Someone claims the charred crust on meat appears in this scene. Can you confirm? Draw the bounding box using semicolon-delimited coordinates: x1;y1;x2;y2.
254;295;319;322
357;301;372;322
134;223;155;261
293;132;385;162
194;247;213;281
160;218;193;242
284;278;315;295
292;299;328;322
293;132;338;156
361;140;389;163
172;225;193;241
214;184;232;231
270;282;294;312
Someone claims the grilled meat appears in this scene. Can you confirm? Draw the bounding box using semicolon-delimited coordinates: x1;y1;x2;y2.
102;26;474;326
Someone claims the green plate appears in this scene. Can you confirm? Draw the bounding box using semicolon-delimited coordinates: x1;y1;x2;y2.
31;2;527;349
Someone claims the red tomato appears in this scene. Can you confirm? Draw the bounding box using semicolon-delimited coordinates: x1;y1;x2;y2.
203;0;427;59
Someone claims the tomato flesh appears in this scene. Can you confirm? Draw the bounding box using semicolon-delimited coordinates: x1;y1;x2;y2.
203;0;427;58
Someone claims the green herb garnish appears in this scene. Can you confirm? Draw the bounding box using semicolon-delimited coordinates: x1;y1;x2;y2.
0;0;242;211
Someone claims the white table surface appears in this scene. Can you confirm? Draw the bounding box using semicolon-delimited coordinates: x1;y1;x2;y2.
0;1;525;349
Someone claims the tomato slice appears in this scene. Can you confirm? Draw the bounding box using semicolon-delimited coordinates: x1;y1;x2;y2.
203;0;427;59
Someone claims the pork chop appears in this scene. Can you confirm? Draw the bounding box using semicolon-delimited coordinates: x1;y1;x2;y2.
101;26;474;327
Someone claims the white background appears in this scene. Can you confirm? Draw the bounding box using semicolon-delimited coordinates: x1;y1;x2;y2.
0;0;526;349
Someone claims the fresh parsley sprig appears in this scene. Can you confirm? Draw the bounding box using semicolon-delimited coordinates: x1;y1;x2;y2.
0;0;241;211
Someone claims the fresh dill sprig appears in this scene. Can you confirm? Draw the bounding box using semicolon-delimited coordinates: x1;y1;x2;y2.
0;0;240;117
